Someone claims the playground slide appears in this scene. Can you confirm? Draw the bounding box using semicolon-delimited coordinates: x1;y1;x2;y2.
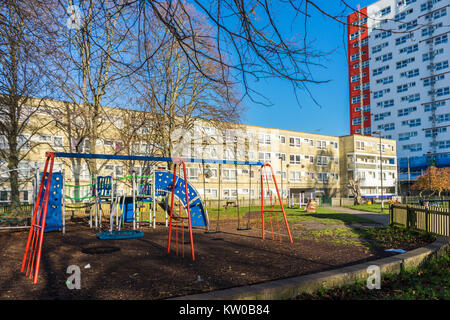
154;171;209;228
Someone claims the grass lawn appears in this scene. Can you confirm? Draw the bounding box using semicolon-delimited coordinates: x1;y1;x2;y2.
346;203;390;214
207;205;379;225
295;249;449;300
303;224;435;250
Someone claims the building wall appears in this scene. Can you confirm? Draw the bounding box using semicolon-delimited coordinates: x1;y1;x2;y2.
339;135;398;197
0;99;397;202
347;0;450;165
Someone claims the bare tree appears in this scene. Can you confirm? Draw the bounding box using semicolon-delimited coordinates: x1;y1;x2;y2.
132;4;241;168
130;0;446;109
0;0;53;208
348;178;362;205
44;0;137;182
137;0;331;107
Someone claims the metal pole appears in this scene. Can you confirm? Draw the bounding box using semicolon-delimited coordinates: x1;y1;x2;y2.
32;167;39;225
280;156;283;205
380;134;384;212
407;156;411;203
132;171;136;230
153;166;156;228
62;168;66;234
94;175;99;229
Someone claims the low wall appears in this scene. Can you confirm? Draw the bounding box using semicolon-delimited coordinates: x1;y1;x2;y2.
170;236;450;300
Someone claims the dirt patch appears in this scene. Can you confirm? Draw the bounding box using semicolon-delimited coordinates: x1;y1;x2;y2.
0;217;432;300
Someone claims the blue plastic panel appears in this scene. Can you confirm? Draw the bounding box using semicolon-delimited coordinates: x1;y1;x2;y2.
39;172;63;232
154;171;208;227
96;230;144;240
96;176;112;196
120;197;134;223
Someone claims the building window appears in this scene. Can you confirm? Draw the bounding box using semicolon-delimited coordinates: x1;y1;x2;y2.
396;57;415;69
424;100;446;112
375;52;392;62
402;118;421;127
289;171;301;182
289;137;301;147
373;65;389;76
204;188;218;199
356;140;365;150
399;131;417;141
222;168;237;181
398;106;417;116
275;153;286;161
400;93;420;103
317;156;329;166
424;8;447;21
316;140;327;150
372;42;388;54
398;19;417;31
425;127;447;137
374;112;391;121
258;152;271;163
402;143;422;152
317;172;329;183
428;60;449;72
258;133;271;145
400;68;419;78
395;33;414;45
423;74;445;86
186;167;198;180
289;154;301;165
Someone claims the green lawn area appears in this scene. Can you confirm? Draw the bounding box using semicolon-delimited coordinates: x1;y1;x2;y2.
345;203;390;214
207;205;379;225
295;249;450;300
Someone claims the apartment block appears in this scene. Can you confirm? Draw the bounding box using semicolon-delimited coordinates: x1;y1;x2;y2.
347;0;450;185
339;135;398;198
0;99;398;203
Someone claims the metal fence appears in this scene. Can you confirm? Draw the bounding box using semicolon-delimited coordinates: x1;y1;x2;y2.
400;196;450;209
390;204;450;237
0;203;33;229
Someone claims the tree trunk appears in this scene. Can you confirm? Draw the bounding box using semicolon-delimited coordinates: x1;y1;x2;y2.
7;150;20;212
71;158;82;203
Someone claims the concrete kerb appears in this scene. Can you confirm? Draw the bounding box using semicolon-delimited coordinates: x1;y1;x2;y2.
169;236;450;300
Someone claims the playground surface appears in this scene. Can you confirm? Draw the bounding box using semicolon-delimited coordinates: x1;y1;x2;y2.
0;209;435;300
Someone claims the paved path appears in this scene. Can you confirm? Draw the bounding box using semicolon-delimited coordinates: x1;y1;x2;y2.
329;206;390;226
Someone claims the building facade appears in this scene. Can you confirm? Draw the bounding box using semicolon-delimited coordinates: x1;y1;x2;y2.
339;135;398;198
347;0;450;187
0;99;398;203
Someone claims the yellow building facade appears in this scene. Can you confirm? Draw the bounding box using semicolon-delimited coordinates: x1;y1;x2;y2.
0;99;398;204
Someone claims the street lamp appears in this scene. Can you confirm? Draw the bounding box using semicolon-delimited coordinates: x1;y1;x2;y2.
372;131;384;212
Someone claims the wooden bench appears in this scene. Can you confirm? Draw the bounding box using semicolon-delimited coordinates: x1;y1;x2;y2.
223;201;238;210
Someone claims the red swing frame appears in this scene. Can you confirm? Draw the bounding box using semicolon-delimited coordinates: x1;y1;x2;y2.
20;152;292;283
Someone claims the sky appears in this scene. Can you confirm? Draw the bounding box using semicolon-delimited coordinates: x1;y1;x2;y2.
240;1;375;137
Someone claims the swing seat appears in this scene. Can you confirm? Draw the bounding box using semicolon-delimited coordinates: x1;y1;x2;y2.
96;230;144;240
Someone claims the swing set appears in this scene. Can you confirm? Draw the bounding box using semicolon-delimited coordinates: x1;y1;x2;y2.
20;152;293;283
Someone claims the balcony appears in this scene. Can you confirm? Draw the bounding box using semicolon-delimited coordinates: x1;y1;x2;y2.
357;177;397;188
347;162;397;171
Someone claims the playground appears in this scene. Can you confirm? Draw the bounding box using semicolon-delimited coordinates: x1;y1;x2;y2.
0;206;436;299
0;152;436;299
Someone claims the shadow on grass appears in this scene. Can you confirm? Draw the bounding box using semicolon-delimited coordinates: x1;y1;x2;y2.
285;211;379;226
